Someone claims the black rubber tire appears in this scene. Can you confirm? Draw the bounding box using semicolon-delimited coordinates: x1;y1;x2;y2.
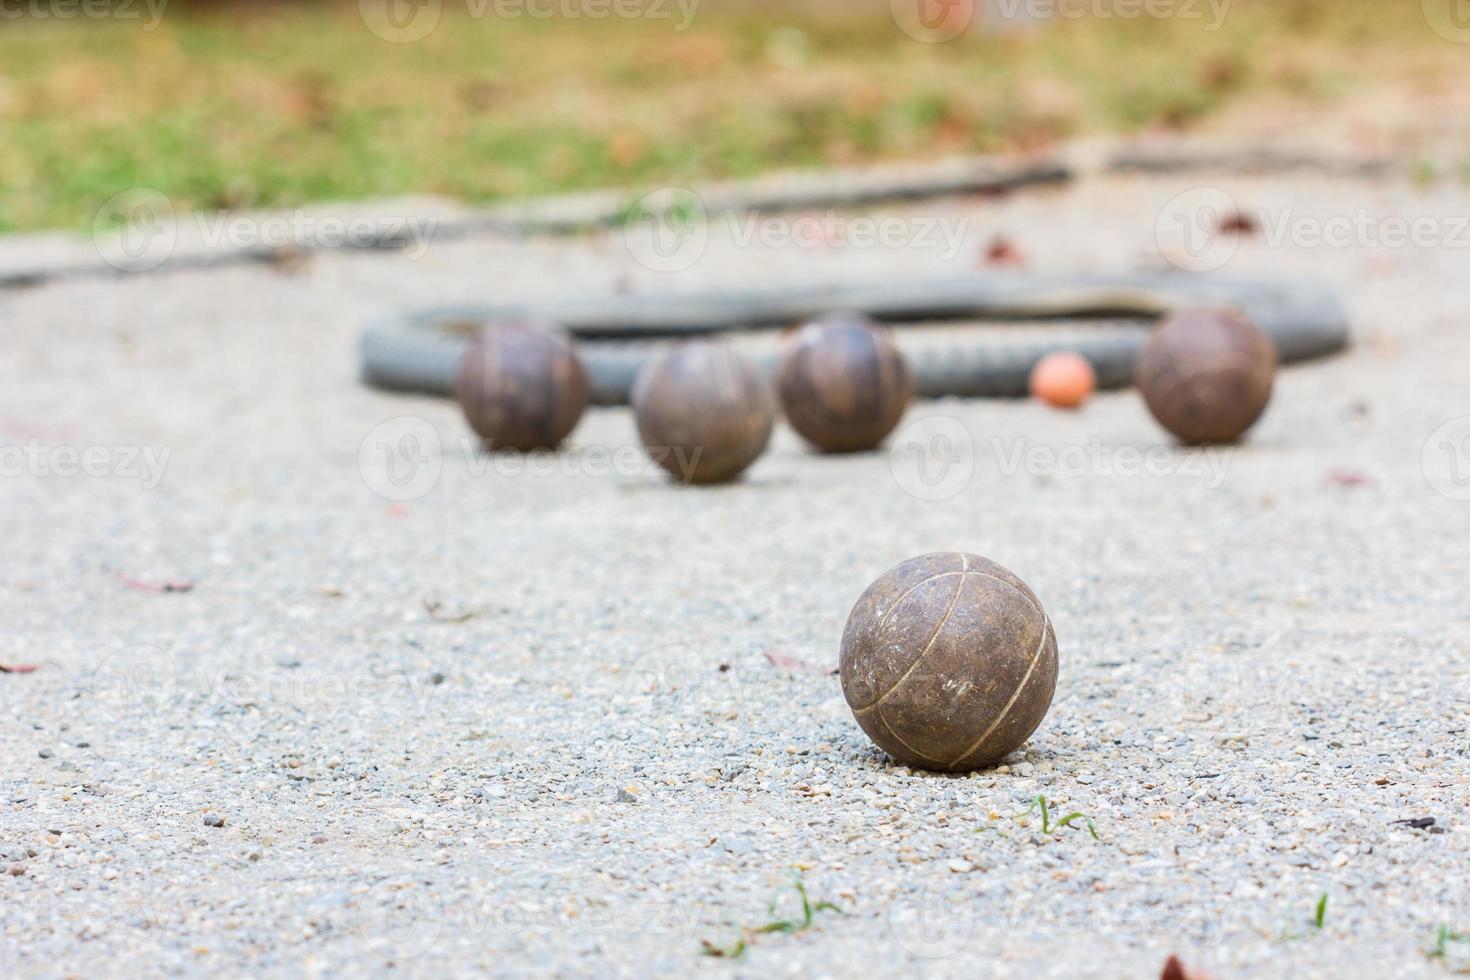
360;274;1349;405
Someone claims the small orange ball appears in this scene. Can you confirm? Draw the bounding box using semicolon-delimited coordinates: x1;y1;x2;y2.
1029;352;1097;409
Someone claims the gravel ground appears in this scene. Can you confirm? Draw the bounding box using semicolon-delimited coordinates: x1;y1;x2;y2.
2;169;1468;979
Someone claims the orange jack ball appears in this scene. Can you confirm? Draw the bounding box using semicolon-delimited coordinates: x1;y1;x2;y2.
1029;352;1096;409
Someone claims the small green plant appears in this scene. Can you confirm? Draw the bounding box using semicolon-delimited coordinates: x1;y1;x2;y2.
701;873;843;959
1412;160;1440;187
1427;925;1470;973
975;795;1101;843
1042;797;1101;840
1023;796;1101;840
1278;893;1331;942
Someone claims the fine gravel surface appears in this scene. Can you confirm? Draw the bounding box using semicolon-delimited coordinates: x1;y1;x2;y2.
2;170;1468;979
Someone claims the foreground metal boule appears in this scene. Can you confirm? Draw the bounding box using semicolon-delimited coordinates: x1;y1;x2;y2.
453;321;590;452
631;340;776;485
1136;307;1277;445
840;552;1059;773
777;312;915;453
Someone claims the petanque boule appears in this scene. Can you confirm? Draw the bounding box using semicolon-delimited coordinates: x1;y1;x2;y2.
1136;307;1278;445
776;312;915;453
454;320;590;452
839;552;1059;773
631;339;777;485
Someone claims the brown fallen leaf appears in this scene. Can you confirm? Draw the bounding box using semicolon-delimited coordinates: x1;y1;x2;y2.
764;649;838;676
982;235;1026;268
1217;210;1259;235
0;663;40;674
1161;955;1215;980
1328;468;1373;488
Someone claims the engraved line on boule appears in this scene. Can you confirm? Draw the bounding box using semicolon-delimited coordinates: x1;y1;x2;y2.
872;567;1044;629
875;709;952;767
947;615;1052;769
873;555;968;633
958;570;1043;621
855;564;967;715
856;566;1046;714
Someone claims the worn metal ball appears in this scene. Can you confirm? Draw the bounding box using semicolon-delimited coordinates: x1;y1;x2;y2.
1136;308;1277;444
454;321;590;452
840;552;1059;773
632;340;776;485
776;312;915;453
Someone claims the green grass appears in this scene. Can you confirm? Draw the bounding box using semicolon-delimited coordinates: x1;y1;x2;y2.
701;872;842;958
1278;892;1331;941
978;794;1102;842
1428;925;1470;973
0;0;1452;232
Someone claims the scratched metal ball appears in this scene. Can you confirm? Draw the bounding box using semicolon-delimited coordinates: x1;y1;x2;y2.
776;312;915;453
840;552;1059;773
454;321;590;452
632;340;776;485
1136;308;1278;445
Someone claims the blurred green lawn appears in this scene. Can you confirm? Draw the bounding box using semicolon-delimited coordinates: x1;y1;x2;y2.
0;0;1452;232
